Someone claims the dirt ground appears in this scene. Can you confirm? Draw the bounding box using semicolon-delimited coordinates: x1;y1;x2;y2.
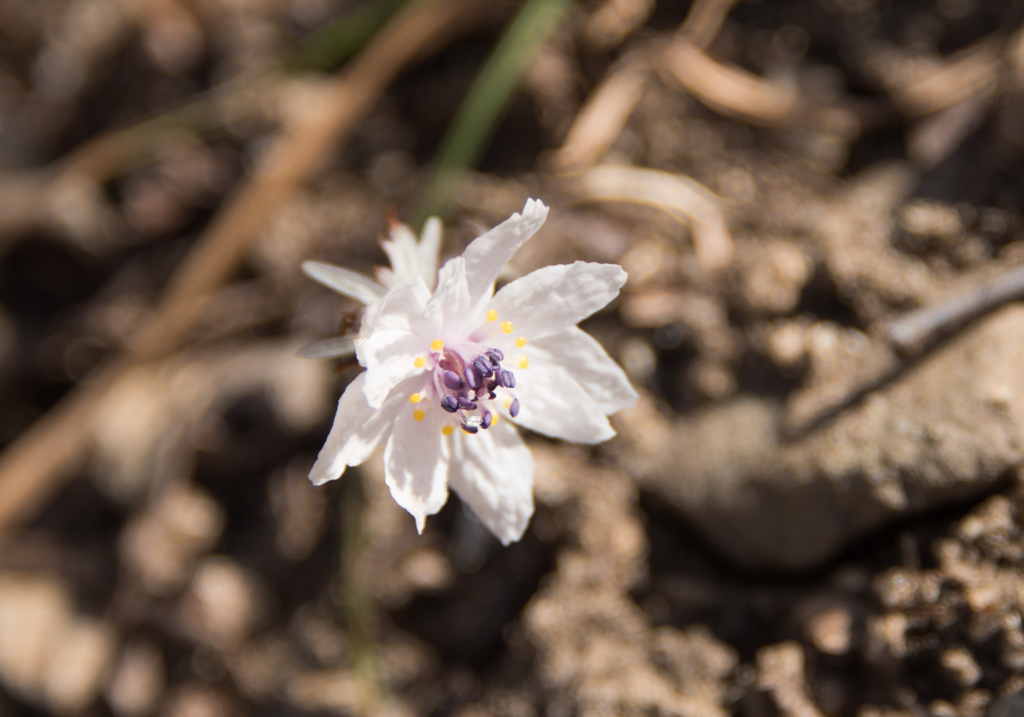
1;0;1024;715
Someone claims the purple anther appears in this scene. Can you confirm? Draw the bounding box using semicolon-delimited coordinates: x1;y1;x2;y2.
457;397;477;411
500;370;515;388
488;390;496;400
509;397;520;417
488;348;504;361
465;365;480;389
442;370;463;390
486;352;500;368
461;423;478;434
473;358;493;378
487;380;498;392
481;410;493;429
441;396;459;413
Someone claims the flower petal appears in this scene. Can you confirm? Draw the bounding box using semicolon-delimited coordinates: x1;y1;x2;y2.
296;336;356;360
529;326;638;415
380;223;420;288
361;329;428;409
302;261;387;305
418;216;443;290
364;277;432;335
384;403;451;533
308;373;407;485
508;359;615;443
358;277;434;406
461;198;548;308
487;261;626;340
448;420;534;545
423;256;471;338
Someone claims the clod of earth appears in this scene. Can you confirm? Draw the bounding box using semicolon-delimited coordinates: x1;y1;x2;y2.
618;304;1024;570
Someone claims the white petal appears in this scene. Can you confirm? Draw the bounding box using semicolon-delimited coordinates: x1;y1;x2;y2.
359;278;435;408
296;336;356;360
381;223;419;285
375;266;397;290
423;257;471;337
461;198;548;308
529;326;638;415
302;261;387;305
308;373;408;485
357;276;432;349
418;217;443;290
367;277;433;333
509;359;615;443
448;420;534;545
361;329;428;409
384;403;451;533
487;261;626;340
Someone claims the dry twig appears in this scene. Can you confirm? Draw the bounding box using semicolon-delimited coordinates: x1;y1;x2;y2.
549;0;738;173
884;263;1024;356
566;164;733;270
893;39;1001;119
662;40;862;135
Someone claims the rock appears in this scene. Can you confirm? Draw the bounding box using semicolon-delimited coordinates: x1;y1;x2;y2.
119;483;225;596
106;639;166;717
618;305;1024;570
180;557;266;650
160;683;237;717
756;642;826;717
0;572;117;714
0;573;72;701
44;618;118;715
801;603;854;656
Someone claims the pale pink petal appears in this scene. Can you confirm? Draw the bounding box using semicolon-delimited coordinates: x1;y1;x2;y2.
380;217;443;291
418;217;443;290
508;359;615;443
309;373;410;485
487;261;626;341
380;224;420;287
529;326;638;415
384;403;451;533
423;257;471;338
448;420;534;545
363;276;432;334
461;199;548;308
360;329;429;409
302;261;387;305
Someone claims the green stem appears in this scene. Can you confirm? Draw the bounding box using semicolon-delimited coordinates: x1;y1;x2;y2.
416;0;573;226
282;0;411;73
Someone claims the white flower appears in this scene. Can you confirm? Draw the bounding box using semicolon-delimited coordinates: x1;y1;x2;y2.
302;199;637;544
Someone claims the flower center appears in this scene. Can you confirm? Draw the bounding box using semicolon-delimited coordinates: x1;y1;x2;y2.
432;345;519;434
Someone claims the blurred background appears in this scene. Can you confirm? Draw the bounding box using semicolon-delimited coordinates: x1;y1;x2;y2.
2;0;1024;715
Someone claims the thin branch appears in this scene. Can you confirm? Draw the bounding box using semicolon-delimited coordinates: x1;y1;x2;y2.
884;263;1024;355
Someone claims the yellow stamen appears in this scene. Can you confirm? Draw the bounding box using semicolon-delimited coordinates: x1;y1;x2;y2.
462;427;474;435
501;321;513;334
491;412;499;424
487;309;498;322
413;409;426;422
504;399;512;409
517;356;529;369
441;425;454;436
430;339;444;351
414;356;425;368
409;393;422;403
516;337;526;348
